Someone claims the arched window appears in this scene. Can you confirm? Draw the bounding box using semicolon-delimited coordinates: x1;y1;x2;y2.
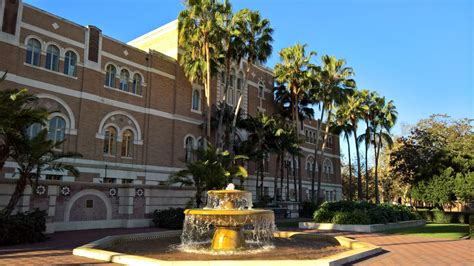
306;157;315;177
26;38;41;66
185;136;194;163
103;126;117;155
47;116;66;143
192;89;201;111
197;138;204;150
258;82;265;98
26;123;42;139
119;69;130;92
105;65;116;87
64;51;77;76
132;74;142;95
45;44;60;71
121;130;134;157
323;159;333;180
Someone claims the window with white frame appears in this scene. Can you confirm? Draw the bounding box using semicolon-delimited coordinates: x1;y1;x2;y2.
26;38;41;66
105;64;116;87
258;82;265;98
47;116;66;143
185;136;194;163
119;69;130;92
236;72;243;100
121;130;133;157
192;89;201;111
103;126;117;155
45;44;60;71
323;158;333;180
26;123;42;139
132;73;142;95
64;51;77;76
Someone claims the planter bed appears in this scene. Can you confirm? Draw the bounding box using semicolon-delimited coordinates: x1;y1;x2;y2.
299;219;426;233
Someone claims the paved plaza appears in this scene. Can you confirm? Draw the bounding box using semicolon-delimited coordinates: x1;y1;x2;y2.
0;227;472;265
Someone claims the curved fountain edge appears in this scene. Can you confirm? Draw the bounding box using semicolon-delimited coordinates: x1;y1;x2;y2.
72;230;383;266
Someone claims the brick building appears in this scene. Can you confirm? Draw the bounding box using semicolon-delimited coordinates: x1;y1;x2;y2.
0;1;342;232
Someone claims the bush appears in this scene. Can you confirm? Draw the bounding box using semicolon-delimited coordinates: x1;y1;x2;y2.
331;210;370;225
469;215;474;239
152;208;185;230
0;209;47;246
416;210;470;224
313;201;420;225
299;201;318;218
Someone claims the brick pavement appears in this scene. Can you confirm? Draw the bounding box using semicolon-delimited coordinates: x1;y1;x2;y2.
0;227;161;265
0;227;472;265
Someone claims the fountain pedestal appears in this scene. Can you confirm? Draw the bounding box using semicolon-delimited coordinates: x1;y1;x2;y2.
211;226;246;251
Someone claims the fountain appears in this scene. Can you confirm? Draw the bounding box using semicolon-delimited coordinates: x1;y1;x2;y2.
181;183;275;252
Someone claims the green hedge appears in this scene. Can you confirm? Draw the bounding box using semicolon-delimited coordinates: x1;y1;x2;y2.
152;208;185;230
299;201;318;218
469;215;474;239
416;210;471;224
313;201;420;225
0;209;47;245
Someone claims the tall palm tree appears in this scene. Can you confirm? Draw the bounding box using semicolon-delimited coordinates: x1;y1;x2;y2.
4;129;81;215
0;88;48;171
228;9;273;153
373;98;397;203
274;43;317;202
312;55;355;204
178;0;226;140
359;89;377;200
332;106;354;200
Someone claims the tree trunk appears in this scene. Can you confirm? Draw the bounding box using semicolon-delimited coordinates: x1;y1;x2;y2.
374;130;383;204
216;59;231;149
292;155;298;202
286;162;290;201
260;159;265;198
255;164;260;200
316;108;332;205
280;151;285;201
311;106;325;203
353;127;363;200
274;154;280;202
365;120;370;201
3;172;28;216
205;42;212;141
345;132;353;201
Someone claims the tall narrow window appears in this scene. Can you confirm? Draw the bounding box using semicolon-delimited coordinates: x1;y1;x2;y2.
64;51;77;76
121;130;133;157
103;126;117;155
258;82;265;98
26;38;41;66
132;74;142;95
119;69;129;92
323;159;333;180
105;65;116;87
185;136;194;163
192;89;200;111
45;45;60;71
47;116;66;143
26;123;42;139
236;73;243;100
228;73;235;105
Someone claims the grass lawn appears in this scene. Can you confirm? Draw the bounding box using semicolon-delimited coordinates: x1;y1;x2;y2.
382;223;469;239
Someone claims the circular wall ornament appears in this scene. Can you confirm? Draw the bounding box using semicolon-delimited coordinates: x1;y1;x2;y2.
60;186;71;196
109;188;117;197
36;185;46;195
136;188;144;197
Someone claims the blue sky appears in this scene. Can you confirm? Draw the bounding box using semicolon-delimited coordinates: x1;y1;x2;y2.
26;0;473;159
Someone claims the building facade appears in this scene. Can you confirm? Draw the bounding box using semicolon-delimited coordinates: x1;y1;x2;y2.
0;1;342;232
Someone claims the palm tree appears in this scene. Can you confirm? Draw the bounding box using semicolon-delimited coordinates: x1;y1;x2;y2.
168;144;248;207
359;89;377;200
312;55;355;204
274;43;317;202
332;106;354;200
373;98;397;203
3;129;81;216
178;0;226;140
0;88;48;171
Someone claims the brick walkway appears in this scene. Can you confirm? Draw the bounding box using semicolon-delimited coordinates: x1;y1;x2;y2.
0;227;161;265
0;227;472;265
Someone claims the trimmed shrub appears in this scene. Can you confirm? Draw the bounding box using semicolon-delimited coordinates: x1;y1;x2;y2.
313;201;420;225
331;210;370;225
0;209;47;246
416;210;470;224
299;201;318;218
152;208;185;230
469;215;474;239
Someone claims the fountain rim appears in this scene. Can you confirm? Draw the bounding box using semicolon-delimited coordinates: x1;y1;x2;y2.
207;189;251;194
184;209;273;216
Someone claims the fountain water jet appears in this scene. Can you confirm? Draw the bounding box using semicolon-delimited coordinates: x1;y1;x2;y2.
181;185;275;252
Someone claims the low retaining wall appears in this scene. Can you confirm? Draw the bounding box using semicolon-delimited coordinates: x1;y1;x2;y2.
299;219;426;233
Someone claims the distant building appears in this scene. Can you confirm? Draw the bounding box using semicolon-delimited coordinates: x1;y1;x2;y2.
0;1;342;232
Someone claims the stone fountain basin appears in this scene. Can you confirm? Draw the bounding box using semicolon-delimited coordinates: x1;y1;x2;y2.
184;209;274;227
73;230;383;266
